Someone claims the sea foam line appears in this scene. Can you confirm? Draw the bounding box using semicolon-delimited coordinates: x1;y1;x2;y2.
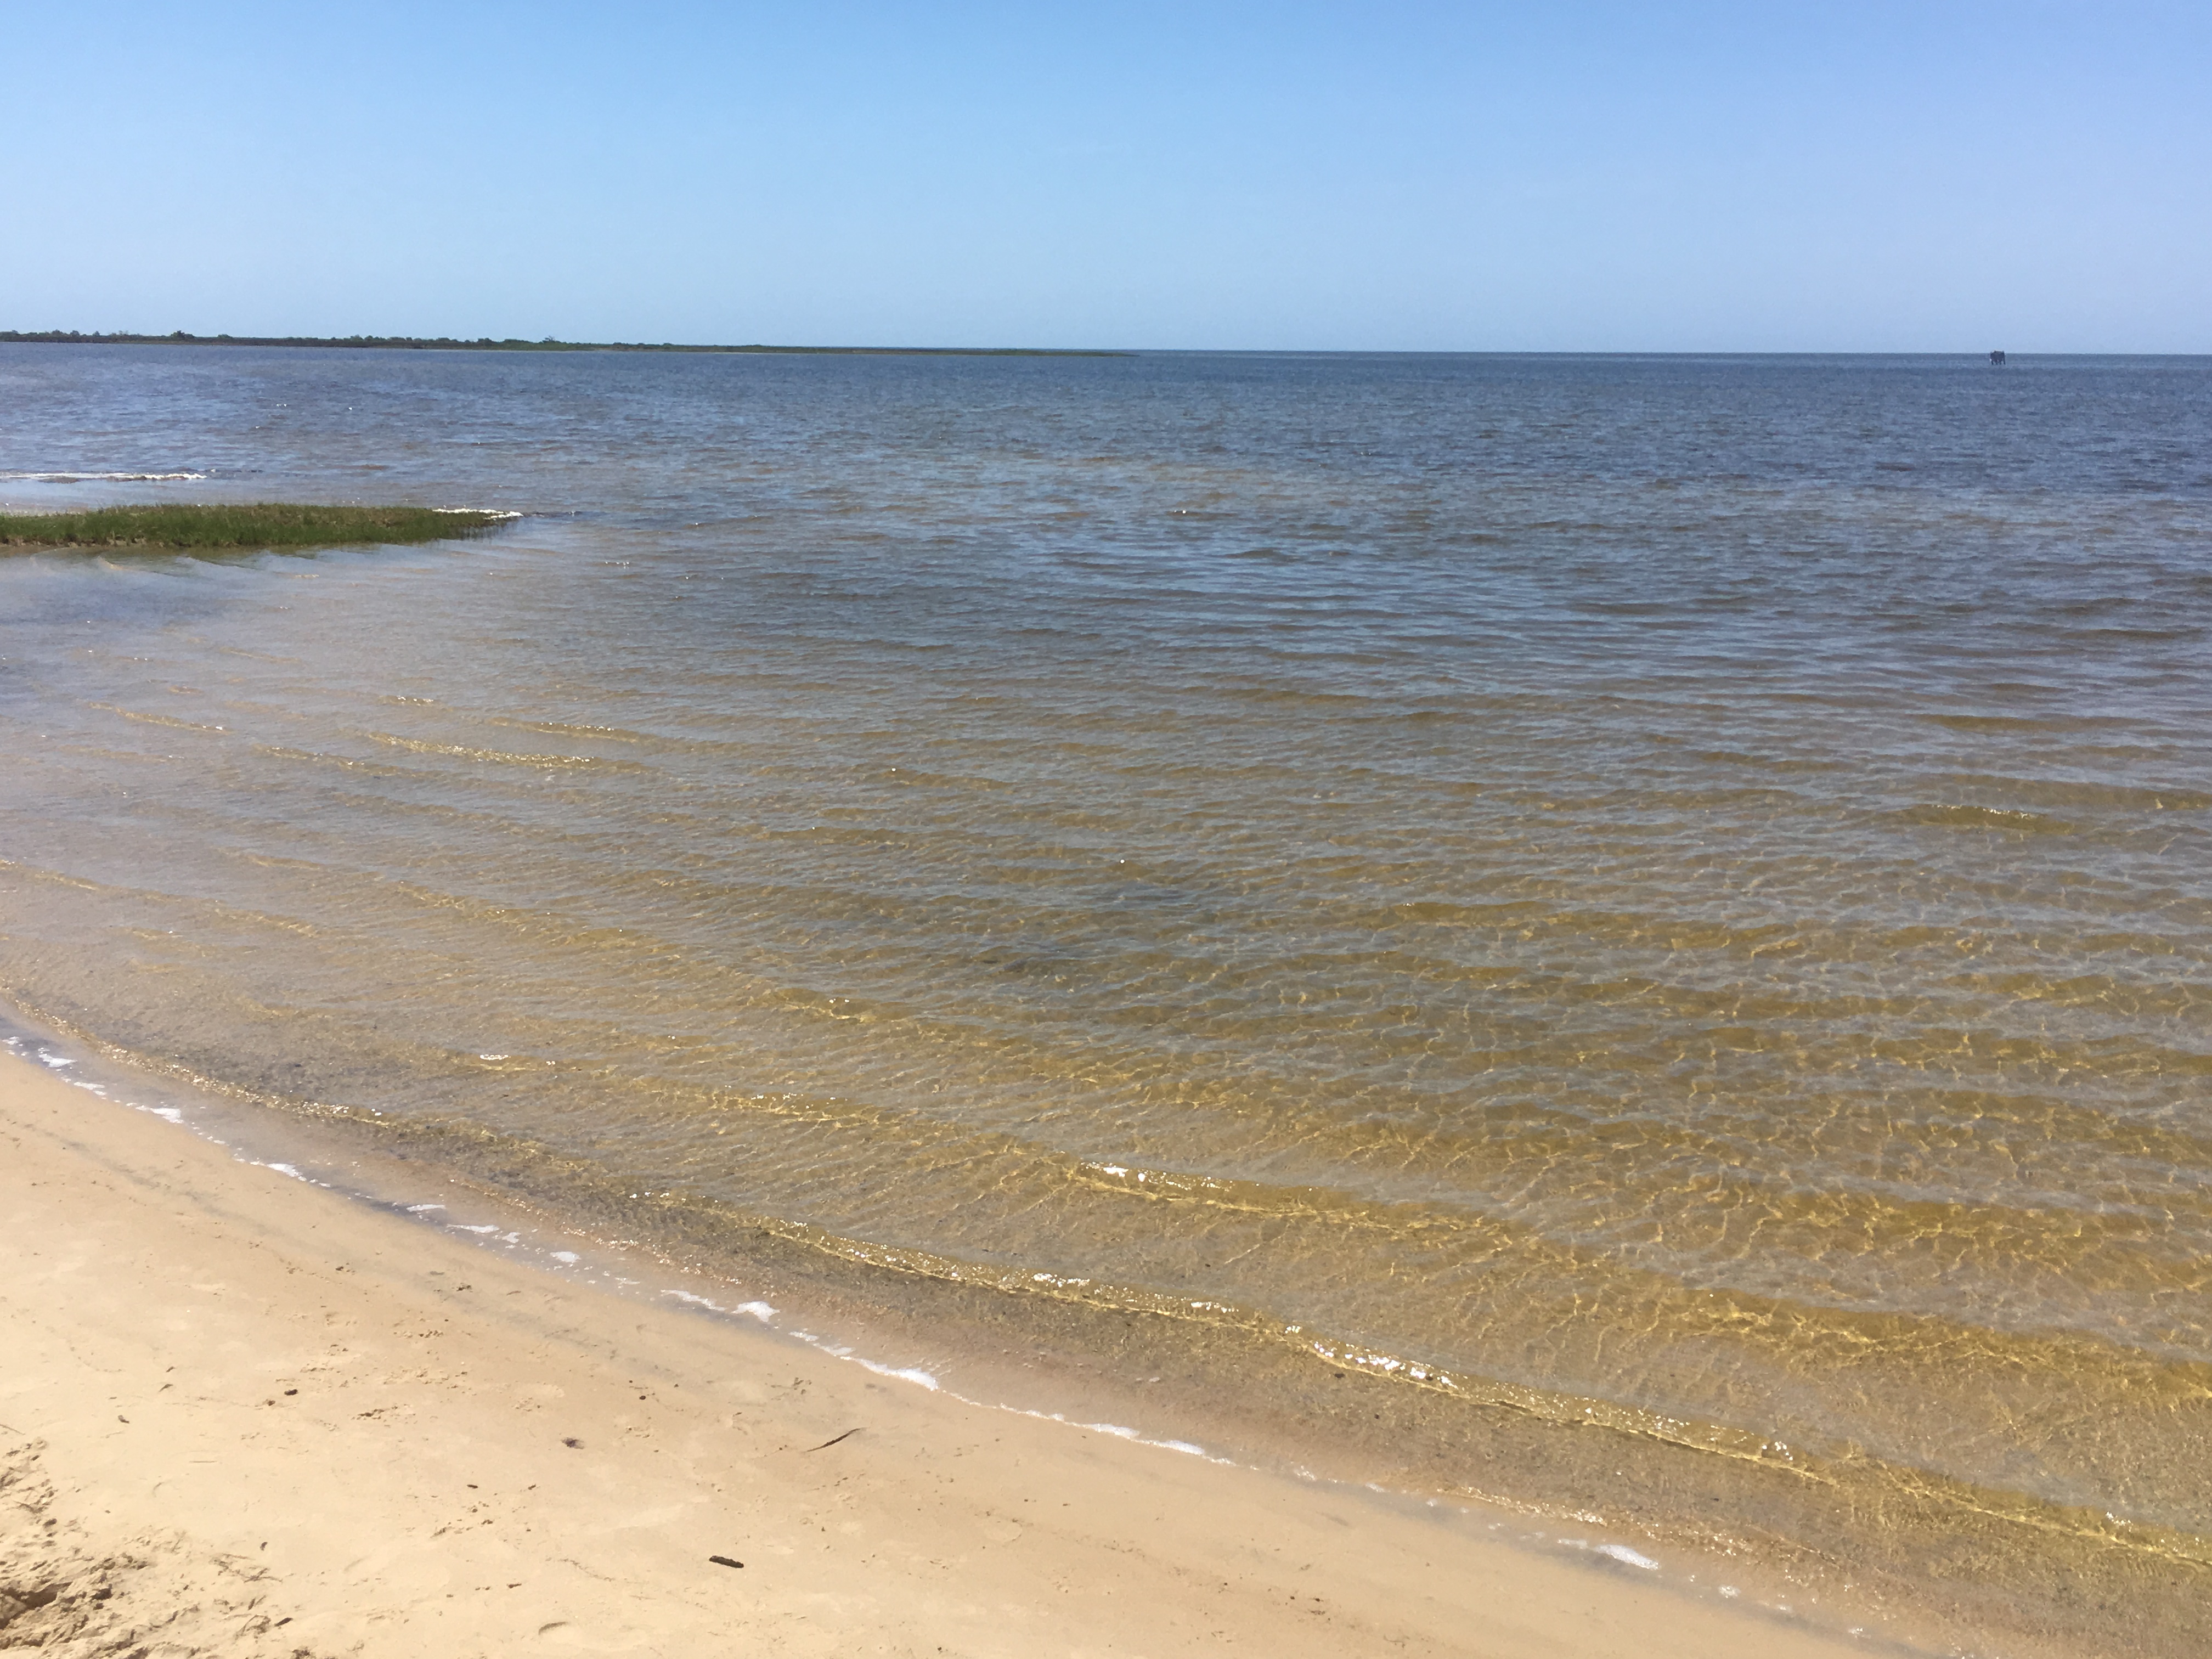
0;470;208;482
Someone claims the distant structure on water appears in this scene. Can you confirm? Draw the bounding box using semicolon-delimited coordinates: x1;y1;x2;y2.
1989;349;2008;365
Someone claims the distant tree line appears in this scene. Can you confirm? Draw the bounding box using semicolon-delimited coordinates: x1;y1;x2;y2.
0;330;1125;357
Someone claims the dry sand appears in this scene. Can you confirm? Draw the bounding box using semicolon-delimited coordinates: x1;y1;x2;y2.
0;1047;1878;1658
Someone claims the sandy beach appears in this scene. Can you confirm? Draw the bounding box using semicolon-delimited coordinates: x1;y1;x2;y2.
0;1045;1882;1659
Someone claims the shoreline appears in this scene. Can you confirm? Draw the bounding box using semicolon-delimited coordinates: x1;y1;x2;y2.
5;998;2204;1658
0;1028;1888;1657
0;332;1132;356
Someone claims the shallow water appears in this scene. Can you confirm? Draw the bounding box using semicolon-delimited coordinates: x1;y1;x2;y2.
5;344;2210;1651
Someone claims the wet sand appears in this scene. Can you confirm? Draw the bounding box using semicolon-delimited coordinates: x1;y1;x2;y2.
0;1046;1880;1658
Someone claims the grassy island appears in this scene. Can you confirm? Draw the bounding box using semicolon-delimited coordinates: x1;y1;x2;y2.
0;503;513;551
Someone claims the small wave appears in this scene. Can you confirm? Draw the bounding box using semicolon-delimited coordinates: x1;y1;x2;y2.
0;470;208;482
1890;803;2079;834
87;702;228;734
367;732;610;767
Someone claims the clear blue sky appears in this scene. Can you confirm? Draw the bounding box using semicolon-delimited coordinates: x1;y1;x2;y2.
10;2;2208;351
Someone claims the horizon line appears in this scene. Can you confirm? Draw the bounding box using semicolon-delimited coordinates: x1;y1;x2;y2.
4;331;2204;359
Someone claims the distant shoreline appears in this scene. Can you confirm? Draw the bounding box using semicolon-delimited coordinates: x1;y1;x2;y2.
0;330;1130;357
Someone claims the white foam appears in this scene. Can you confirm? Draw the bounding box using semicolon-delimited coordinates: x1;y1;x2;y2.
1006;1407;1231;1463
549;1250;580;1264
1596;1544;1660;1570
0;471;207;481
852;1358;940;1391
664;1289;774;1322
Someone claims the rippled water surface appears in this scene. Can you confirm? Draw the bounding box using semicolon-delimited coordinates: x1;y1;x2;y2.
5;345;2210;1651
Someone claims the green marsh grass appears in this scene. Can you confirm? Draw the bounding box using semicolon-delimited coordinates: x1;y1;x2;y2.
0;503;512;551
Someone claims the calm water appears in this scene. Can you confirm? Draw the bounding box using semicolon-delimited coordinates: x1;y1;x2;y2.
5;345;2211;1651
